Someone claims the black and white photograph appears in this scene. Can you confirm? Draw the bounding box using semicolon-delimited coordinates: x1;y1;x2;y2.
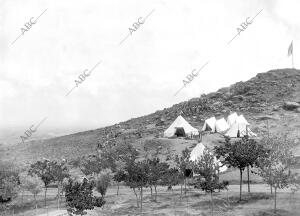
1;0;300;215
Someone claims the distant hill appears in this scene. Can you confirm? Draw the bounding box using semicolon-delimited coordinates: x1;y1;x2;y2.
2;68;300;164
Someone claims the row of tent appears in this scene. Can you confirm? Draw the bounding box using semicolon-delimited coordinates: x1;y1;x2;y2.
202;112;257;137
163;112;256;138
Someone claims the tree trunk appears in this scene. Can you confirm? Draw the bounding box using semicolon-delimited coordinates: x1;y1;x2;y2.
154;185;157;201
150;186;153;197
274;187;277;214
270;184;273;194
21;190;24;206
218;170;220;192
44;187;48;207
180;182;183;200
210;191;214;216
140;186;143;210
184;177;187;195
239;168;242;201
133;188;139;208
34;194;37;216
57;184;60;209
117;183;119;196
247;166;250;193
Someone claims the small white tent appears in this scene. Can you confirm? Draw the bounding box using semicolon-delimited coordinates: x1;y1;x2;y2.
163;115;199;137
224;122;257;138
227;112;238;126
190;143;227;173
215;118;230;133
202;117;217;132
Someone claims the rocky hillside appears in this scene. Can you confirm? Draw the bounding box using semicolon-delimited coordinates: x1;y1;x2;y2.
2;68;300;163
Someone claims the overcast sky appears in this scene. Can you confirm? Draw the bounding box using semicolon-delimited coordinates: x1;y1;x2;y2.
0;0;299;133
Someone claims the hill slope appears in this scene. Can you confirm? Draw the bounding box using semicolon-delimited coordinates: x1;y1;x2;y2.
2;68;300;164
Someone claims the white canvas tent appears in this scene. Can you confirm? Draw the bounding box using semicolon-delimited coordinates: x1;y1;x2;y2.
236;115;249;125
224;122;257;138
189;143;227;173
163;115;199;137
202;117;217;132
215;118;230;133
227;112;238;126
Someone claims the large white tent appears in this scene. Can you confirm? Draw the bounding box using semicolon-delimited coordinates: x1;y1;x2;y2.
227;112;238;126
236;115;249;125
224;122;257;138
189;143;227;172
215;118;230;133
202;117;217;132
163;115;199;137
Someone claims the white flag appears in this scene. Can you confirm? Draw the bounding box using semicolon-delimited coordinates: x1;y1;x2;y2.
288;41;293;57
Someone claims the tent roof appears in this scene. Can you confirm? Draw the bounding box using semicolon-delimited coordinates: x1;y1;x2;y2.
164;115;199;137
190;143;227;172
236;115;250;125
190;142;206;162
215;118;230;133
202;117;216;132
227;112;238;126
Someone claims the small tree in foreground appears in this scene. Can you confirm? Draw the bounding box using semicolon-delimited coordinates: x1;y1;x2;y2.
192;149;228;216
113;169;126;195
175;148;191;198
65;178;105;215
29;159;55;207
256;135;299;214
95;169;112;198
214;137;265;201
20;174;43;212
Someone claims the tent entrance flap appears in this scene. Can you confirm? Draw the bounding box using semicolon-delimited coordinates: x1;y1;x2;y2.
175;127;186;137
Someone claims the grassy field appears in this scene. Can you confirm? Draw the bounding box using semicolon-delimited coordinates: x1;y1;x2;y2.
2;183;299;216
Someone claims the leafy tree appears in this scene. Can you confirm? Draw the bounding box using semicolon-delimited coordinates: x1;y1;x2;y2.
20;174;43;212
147;158;169;201
214;137;266;201
256;135;299;214
124;160;149;209
174;147;191;198
65;178;105;215
113;169;126;195
192;149;229;216
95;169;112;198
50;160;70;209
28;159;55;207
79;155;102;177
161;168;181;190
0;162;19;202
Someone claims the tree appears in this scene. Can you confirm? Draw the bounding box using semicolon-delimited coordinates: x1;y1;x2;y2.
174;148;191;198
95;169;112;198
256;135;298;214
113;169;126;195
124;160;149;209
214;137;265;201
147;158;169;201
20;174;43;213
65;178;105;215
0;161;19;206
192;149;228;216
50;160;70;209
28;159;55;207
78;155;102;177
